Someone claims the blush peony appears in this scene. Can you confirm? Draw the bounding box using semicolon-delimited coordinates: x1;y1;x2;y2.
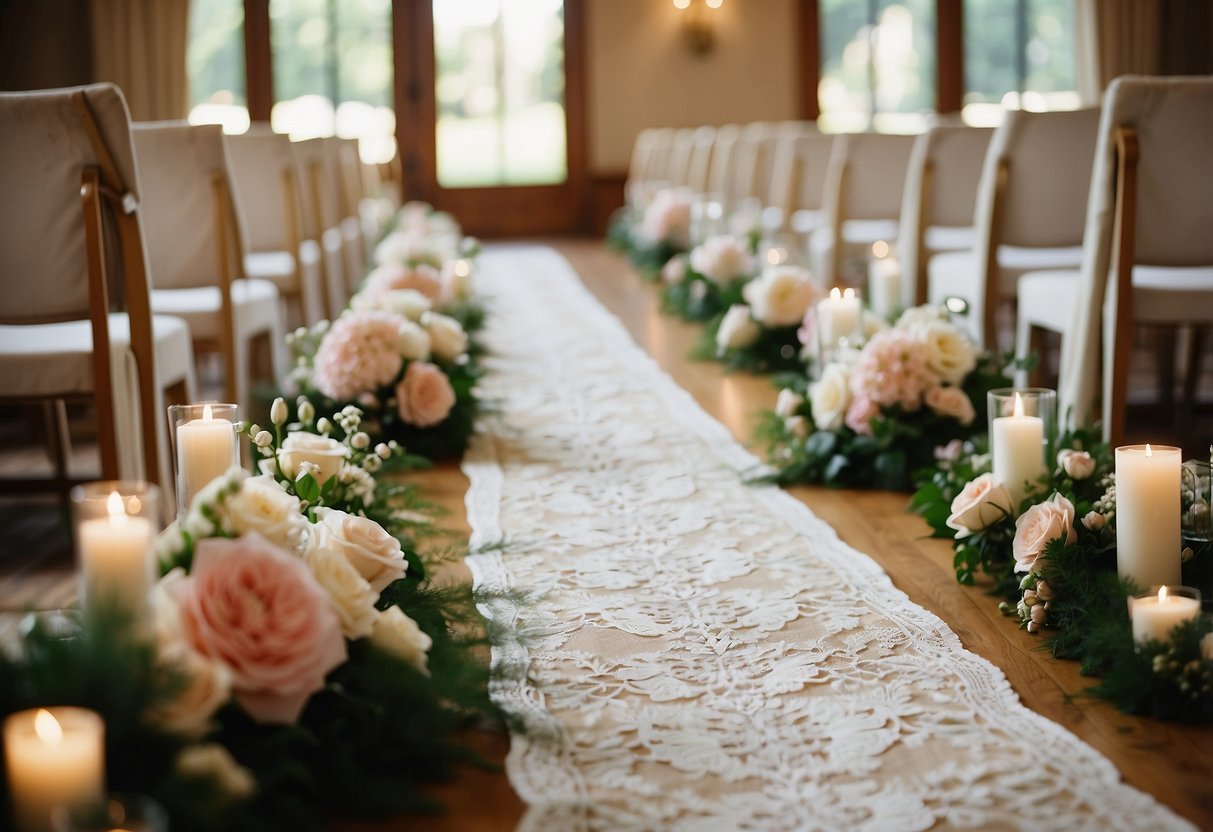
395;360;457;427
171;534;347;724
637;188;692;247
848;329;935;412
689;235;753;285
312;311;409;401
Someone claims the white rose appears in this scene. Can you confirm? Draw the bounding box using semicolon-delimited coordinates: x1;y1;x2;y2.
716;305;760;351
373;230;429;266
225;475;309;553
689;235;753;285
743;266;820;327
946;473;1015;537
395;317;432;361
280;431;348;485
1058;449;1096;480
441;259;473;303
422;312;468;363
312;507;406;591
895;304;949;329
924;386;976;426
371;606;432;675
176;744;257;802
307;546;380;639
351;288;433;322
915;320;978;385
808;362;852;431
774;388;804;419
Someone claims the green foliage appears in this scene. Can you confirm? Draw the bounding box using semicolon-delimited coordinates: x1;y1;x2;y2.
695;319;805;374
661;273;748;323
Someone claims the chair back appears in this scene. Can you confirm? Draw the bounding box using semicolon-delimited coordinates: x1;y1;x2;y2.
667;128;696;188
733;122;778;203
1058;76;1213;430
685;126;716;193
291;137;343;240
627;128;659;187
337;138;367;214
225;130;302;253
899;125;993;305
822;132;916;223
706;123;741;201
645;127;676;185
132;122;244;291
767;127;831;223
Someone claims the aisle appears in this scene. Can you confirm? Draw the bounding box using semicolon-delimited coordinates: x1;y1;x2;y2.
463;245;1189;832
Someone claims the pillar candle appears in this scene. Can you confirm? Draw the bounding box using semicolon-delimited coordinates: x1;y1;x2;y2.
868;241;901;321
1115;444;1182;588
991;392;1046;510
1129;586;1200;645
817;287;861;347
4;708;104;832
78;490;153;614
176;404;236;513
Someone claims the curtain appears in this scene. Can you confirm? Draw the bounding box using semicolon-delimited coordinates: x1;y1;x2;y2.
90;0;190;121
1075;0;1161;106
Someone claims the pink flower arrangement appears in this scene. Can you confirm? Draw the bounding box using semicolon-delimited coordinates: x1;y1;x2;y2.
363;263;443;302
312;311;409;401
638;189;692;247
170;534;347;724
396;361;457;427
849;330;936;413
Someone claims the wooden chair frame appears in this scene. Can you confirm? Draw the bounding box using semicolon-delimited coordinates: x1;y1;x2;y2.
1106;127;1140;447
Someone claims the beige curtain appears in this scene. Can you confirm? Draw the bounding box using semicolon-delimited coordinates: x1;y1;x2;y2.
1075;0;1162;105
90;0;190;121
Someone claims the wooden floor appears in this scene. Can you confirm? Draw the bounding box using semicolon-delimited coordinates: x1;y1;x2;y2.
1;239;1210;831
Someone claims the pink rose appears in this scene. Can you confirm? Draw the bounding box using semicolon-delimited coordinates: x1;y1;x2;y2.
924;386;975;426
661;255;687;285
1013;492;1077;573
396;361;456;427
844;394;879;435
946;473;1015;537
172;534;346;724
363;263;443;302
1057;449;1096;480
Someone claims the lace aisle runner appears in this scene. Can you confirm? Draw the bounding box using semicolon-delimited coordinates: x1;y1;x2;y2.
463;246;1190;832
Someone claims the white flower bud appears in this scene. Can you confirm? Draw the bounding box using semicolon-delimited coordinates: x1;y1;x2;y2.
317;417;333;436
254;430;273;448
375;443;391;459
362;454;382;473
1081;511;1105;531
271;397;288;426
351;432;371;450
297;400;315;425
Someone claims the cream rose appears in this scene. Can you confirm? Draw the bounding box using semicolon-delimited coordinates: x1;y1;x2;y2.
1013;492;1077;573
1057;449;1096;480
924;386;976;426
915;320;978;385
774;388;804;419
371;606;432;676
397;318;432;361
224;475;310;553
946;473;1015;537
176;744;257;802
422;312;469;363
350;288;433;322
661;255;687;285
742;266;820;327
689;235;753;285
715;305;760;351
396;360;457;427
312;507;407;592
280;431;348;485
307;546;381;639
809;362;852;431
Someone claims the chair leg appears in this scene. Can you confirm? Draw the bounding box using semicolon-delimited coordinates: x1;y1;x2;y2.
41;400;72;511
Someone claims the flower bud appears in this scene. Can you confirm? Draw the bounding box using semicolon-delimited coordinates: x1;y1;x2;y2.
317;417;333;436
297;400;315;425
271;397;288;426
351;432;370;450
1030;604;1047;625
375;443;391;459
1081;510;1105;531
253;430;273;448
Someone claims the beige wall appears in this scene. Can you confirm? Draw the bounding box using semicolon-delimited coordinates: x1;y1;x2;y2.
587;0;800;174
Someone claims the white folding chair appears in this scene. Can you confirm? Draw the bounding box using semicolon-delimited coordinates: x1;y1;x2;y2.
292;137;350;319
766;126;832;237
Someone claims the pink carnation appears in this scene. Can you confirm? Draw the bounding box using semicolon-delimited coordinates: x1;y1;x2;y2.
363;263;443;302
849;330;936;412
312;311;408;401
171;534;347;724
396;361;456;427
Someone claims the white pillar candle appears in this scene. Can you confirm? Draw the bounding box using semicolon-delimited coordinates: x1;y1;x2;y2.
868;241;901;321
817;287;861;347
1129;586;1200;645
78;490;153;614
1115;444;1182;588
175;404;236;513
991;392;1046;510
4;708;104;832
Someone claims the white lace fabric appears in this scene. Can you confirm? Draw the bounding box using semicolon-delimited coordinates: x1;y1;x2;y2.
463;246;1191;832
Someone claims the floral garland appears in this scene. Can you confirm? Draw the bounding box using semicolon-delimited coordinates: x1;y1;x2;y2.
285;203;485;460
607;186;693;277
911;430;1213;723
757;305;1010;490
0;398;500;830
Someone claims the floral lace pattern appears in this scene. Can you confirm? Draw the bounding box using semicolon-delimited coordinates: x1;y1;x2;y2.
463;247;1191;832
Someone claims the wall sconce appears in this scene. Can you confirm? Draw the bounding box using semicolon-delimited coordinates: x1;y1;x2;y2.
673;0;723;57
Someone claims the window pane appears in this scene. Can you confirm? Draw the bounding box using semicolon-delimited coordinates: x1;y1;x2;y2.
433;0;568;188
963;0;1079;126
270;0;396;164
187;0;249;134
818;0;935;134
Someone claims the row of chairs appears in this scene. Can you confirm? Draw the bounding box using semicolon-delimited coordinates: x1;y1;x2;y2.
0;83;401;497
627;75;1213;442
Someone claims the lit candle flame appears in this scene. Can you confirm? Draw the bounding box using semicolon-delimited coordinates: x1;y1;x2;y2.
829;287;841;300
1012;392;1024;419
1145;443;1152;457
453;259;471;277
203;403;213;421
872;240;889;259
34;709;62;745
766;248;780;265
107;490;128;528
1158;585;1168;604
842;288;856;299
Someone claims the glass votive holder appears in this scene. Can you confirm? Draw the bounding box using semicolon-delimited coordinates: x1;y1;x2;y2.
168;402;239;520
70;482;160;620
1181;459;1212;542
987;388;1057;510
815;287;865;362
1127;586;1202;647
53;793;169;832
691;193;726;245
867;240;902;322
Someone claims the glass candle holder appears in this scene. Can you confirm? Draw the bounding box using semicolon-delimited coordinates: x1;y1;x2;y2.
70;482;160;620
815;287;865;363
53;793;169;832
867;240;902;322
168;403;238;520
1127;586;1201;647
1181;458;1212;542
987;388;1056;511
690;193;725;245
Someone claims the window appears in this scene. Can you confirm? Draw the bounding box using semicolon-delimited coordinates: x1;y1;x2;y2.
818;0;936;134
432;0;567;188
269;0;396;164
186;0;249;134
963;0;1079;126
